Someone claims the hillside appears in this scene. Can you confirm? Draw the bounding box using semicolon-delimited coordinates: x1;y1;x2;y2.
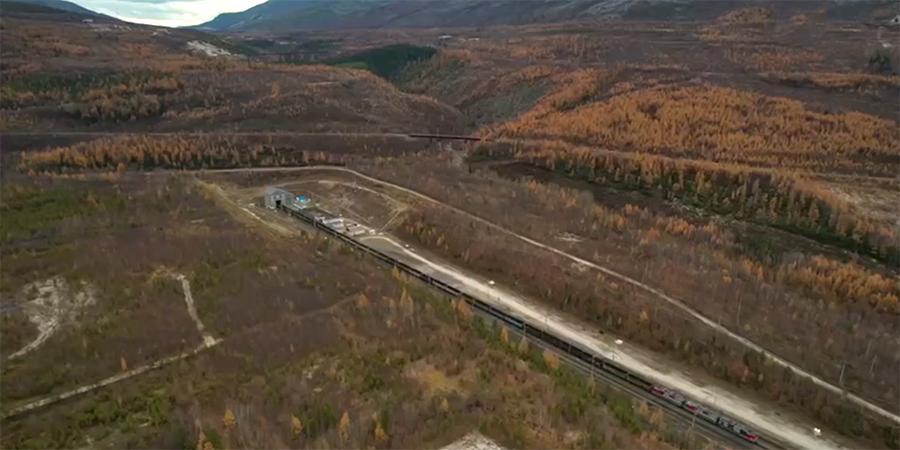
0;0;103;16
0;12;465;134
197;0;900;31
2;2;899;450
197;0;650;31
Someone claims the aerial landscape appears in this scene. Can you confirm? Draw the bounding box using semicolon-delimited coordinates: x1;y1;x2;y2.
0;0;898;449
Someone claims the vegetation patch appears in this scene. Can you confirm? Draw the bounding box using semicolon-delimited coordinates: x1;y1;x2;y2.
489;84;900;176
355;156;898;447
762;71;900;96
1;70;180;110
0;191;697;449
325;44;437;80
473;143;899;266
0;184;124;244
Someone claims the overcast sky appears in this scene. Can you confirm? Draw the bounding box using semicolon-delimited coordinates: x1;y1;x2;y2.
77;0;267;27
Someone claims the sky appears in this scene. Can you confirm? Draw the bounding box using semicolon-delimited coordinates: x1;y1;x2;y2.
77;0;268;27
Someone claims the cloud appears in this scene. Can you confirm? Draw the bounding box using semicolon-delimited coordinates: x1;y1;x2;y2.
77;0;267;26
120;0;207;3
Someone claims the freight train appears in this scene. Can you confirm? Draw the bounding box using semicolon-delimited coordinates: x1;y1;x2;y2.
277;203;763;446
471;295;761;445
651;386;760;443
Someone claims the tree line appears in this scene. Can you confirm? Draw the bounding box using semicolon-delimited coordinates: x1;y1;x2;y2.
474;142;899;266
16;135;345;172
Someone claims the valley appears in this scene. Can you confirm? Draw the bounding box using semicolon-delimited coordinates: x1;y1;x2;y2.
1;0;898;449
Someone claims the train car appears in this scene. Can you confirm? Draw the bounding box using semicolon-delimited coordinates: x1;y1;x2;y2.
739;429;760;443
694;404;721;425
660;389;687;407
683;400;701;413
650;386;668;396
626;373;654;391
650;387;760;445
568;344;591;363
718;415;759;443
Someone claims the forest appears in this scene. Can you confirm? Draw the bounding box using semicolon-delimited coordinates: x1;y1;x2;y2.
471;142;899;266
2;3;899;449
490;84;899;176
324;44;437;80
353;153;899;446
15;135;347;172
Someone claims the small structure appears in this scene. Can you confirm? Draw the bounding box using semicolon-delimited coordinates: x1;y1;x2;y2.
300;207;331;221
264;187;293;210
82;19;94;24
345;225;368;237
322;217;345;227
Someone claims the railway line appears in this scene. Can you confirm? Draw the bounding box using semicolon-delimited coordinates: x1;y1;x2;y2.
274;202;783;450
528;331;771;450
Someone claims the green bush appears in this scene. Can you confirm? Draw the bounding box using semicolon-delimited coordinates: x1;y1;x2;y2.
296;402;338;439
203;427;222;449
0;186;124;243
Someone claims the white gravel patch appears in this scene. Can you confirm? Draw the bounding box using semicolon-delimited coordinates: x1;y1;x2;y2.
440;432;506;450
8;277;97;360
186;41;233;58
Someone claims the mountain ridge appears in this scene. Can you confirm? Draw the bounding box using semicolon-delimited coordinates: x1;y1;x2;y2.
195;0;665;31
1;0;104;16
194;0;899;31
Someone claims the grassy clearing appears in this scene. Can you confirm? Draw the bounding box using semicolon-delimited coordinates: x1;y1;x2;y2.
0;184;125;244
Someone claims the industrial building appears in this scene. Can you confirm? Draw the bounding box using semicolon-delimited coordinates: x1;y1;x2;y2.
263;186;374;238
264;187;311;210
264;187;292;210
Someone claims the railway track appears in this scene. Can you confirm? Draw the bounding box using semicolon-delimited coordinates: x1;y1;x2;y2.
501;322;768;450
275;203;780;450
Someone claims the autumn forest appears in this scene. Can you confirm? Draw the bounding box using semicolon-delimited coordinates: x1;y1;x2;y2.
1;1;899;450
